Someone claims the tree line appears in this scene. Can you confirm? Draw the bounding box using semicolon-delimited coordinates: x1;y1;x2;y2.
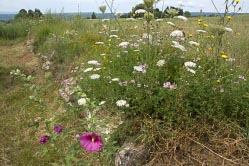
15;9;44;20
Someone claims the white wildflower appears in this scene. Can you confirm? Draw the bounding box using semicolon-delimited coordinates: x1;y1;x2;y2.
89;74;100;80
126;18;136;21
109;35;118;38
83;67;93;73
188;41;200;46
171;42;186;51
93;68;101;71
174;15;188;21
224;27;233;32
111;29;119;32
135;9;147;14
156;59;165;67
116;100;127;107
87;60;101;65
111;78;120;82
170;30;184;37
156;19;163;22
184;61;196;68
99;101;106;106
186;68;196;74
167;21;176;27
196;30;207;33
78;98;87;106
133;64;147;73
119;42;129;48
95;42;105;45
102;19;110;22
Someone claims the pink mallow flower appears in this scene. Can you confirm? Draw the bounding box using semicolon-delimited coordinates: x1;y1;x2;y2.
39;135;50;144
80;132;104;152
54;125;63;134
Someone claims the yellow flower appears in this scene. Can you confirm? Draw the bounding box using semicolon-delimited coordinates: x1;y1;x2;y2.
216;79;221;83
204;24;208;27
208;47;213;51
188;34;193;37
236;0;240;3
108;39;112;42
198;19;202;22
198;21;202;25
221;53;228;59
227;16;232;19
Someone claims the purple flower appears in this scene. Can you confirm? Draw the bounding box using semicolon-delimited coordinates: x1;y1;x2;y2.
163;82;177;90
54;125;63;134
163;82;171;88
80;132;104;152
40;135;50;144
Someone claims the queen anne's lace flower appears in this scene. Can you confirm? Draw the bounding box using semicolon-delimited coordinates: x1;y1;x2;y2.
89;74;100;80
116;100;127;107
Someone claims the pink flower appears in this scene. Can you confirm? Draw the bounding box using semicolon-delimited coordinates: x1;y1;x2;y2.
80;132;104;152
54;125;63;134
39;135;50;144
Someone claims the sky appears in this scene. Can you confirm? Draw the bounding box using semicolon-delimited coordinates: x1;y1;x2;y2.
0;0;248;14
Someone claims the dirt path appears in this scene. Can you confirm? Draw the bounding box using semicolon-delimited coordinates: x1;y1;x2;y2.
0;41;38;70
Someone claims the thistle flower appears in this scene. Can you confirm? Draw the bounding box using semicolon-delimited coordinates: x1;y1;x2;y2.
144;12;154;22
80;132;104;152
54;125;63;134
143;0;155;8
39;135;50;144
99;5;106;14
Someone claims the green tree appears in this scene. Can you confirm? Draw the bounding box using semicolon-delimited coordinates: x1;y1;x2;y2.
91;12;97;19
34;8;43;18
28;9;34;18
14;9;28;20
184;11;191;17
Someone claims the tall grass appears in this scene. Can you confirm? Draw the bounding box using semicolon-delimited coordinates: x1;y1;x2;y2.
3;2;249;164
0;20;29;40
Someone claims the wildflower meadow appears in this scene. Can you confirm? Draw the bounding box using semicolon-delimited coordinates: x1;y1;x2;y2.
1;0;249;165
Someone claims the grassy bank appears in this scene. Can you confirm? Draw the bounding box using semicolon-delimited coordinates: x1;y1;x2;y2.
1;13;249;165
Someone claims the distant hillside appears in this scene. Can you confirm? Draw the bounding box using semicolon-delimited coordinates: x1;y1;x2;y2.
0;12;248;21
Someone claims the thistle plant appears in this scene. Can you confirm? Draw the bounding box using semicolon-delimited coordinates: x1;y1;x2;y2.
99;5;106;14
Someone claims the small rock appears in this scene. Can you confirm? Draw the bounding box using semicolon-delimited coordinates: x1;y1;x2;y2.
115;142;149;166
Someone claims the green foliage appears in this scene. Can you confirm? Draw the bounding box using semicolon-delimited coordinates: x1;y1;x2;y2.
184;11;191;17
3;1;249;164
91;12;97;19
15;8;43;20
0;20;29;40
